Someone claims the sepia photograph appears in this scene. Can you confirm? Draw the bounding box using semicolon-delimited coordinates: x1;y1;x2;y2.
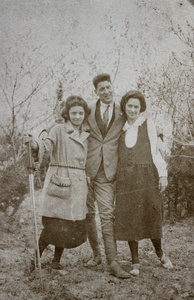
0;0;194;299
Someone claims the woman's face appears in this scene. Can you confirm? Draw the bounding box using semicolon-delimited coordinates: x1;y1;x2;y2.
69;106;85;128
125;98;141;122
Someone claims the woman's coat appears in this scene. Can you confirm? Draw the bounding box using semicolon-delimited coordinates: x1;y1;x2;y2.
38;121;90;221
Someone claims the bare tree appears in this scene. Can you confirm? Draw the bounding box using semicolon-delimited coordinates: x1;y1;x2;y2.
137;21;194;147
0;40;72;165
136;21;194;218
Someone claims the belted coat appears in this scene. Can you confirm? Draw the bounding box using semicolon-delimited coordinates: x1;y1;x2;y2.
39;121;90;221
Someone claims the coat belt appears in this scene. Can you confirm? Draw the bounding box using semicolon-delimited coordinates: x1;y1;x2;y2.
50;163;85;170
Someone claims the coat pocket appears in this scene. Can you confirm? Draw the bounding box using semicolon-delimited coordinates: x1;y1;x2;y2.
47;173;71;199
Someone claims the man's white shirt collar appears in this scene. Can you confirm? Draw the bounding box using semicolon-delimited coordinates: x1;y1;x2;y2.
100;102;114;108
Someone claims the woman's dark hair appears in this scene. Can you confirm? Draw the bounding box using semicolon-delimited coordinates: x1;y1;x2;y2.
120;90;146;119
61;95;91;121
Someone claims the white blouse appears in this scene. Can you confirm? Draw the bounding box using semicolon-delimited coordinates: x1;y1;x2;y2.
123;116;167;177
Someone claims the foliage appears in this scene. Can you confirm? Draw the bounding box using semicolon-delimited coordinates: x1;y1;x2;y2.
137;21;194;218
165;141;194;220
0;159;29;214
0;17;193;220
0;77;68;215
0;132;30;214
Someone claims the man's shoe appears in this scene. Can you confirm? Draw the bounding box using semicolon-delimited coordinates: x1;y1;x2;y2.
160;254;173;270
108;261;131;279
130;264;140;276
85;255;102;267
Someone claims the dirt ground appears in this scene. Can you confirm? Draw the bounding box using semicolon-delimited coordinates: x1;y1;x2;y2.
0;190;193;300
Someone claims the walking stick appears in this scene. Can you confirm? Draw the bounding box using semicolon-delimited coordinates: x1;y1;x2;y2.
27;141;43;292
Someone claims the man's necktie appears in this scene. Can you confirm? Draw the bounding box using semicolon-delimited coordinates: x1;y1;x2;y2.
103;105;110;129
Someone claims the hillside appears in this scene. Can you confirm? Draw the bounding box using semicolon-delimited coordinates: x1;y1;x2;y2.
0;190;193;299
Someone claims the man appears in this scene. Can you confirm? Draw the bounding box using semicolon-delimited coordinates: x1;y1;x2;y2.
86;73;130;278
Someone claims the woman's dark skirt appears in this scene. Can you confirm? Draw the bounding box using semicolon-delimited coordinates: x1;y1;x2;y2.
40;216;87;248
115;164;163;241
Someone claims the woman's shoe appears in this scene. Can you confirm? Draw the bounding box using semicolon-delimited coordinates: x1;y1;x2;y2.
130;264;140;276
85;255;102;267
51;261;63;270
160;254;173;269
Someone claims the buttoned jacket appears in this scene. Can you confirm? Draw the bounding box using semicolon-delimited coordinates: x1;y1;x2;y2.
86;100;125;181
39;121;90;221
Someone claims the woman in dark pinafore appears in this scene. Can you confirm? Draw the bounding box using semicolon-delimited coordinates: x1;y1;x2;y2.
115;91;173;276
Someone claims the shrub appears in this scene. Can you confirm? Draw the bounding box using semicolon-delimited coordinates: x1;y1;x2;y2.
165;142;194;220
0;161;29;214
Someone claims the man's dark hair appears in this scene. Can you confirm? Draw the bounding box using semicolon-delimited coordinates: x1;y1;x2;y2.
93;73;111;89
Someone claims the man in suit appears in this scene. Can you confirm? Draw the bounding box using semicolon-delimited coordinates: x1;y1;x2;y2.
86;73;130;278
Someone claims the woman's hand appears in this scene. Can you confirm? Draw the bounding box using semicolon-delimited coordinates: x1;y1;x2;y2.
23;134;38;151
159;176;168;192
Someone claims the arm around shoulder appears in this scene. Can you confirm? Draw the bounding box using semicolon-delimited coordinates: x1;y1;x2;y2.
147;118;168;178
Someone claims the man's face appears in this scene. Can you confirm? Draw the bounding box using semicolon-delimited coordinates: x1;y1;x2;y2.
95;81;114;104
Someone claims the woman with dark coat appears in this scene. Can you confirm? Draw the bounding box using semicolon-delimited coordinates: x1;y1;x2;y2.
24;96;91;270
115;90;173;276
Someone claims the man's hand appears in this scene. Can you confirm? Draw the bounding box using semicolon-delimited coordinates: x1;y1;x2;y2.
159;176;168;192
23;134;38;151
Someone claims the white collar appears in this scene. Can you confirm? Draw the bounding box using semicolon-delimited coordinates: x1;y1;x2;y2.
100;101;114;108
123;115;146;131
